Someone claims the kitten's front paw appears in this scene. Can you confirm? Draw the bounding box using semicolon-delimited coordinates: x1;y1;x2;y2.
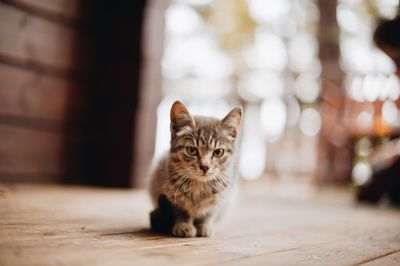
172;223;196;238
196;224;214;237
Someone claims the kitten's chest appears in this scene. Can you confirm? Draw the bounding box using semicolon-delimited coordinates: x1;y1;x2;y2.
173;184;222;216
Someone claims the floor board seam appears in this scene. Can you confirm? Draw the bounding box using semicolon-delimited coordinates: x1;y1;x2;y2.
351;249;400;266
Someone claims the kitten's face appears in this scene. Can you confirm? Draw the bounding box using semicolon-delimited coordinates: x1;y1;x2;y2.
169;101;242;182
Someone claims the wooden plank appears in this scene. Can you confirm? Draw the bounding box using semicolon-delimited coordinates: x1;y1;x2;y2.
359;250;400;266
0;3;85;73
0;125;68;178
0;63;82;124
0;184;399;265
221;234;400;266
3;0;82;21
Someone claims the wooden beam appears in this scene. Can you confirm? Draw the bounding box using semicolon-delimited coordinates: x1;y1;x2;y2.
0;63;82;126
0;125;78;180
0;3;87;76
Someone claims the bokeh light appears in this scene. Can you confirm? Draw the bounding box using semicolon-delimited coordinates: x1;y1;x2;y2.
237;72;284;101
247;0;290;24
382;100;398;125
288;33;318;73
239;136;266;180
260;98;287;141
165;4;201;36
156;0;399;183
352;161;372;185
294;74;320;103
246;30;288;71
299;108;321;137
239;105;266;180
356;111;374;131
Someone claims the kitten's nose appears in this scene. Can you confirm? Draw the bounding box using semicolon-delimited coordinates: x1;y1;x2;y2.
200;165;209;174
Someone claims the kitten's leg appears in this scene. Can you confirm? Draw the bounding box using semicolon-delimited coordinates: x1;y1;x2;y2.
172;209;196;238
194;216;214;237
150;194;175;234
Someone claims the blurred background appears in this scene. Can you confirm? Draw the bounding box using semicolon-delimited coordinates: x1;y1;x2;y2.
0;0;399;205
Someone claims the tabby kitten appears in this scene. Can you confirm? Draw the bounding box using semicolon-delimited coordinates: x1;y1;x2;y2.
149;101;242;237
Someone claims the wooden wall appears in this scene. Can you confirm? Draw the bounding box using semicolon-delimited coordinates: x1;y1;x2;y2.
0;0;85;183
0;0;148;186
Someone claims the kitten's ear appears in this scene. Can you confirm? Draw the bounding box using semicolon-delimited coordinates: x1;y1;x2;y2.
221;107;243;139
170;101;195;134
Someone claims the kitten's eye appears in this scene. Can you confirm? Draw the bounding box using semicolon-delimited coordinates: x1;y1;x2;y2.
186;146;198;156
213;148;224;158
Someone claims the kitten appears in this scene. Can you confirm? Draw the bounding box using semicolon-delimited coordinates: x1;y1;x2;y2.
149;101;242;237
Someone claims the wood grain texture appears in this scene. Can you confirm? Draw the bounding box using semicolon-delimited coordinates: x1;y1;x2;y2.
2;0;82;21
0;1;85;183
0;2;85;74
0;63;82;124
0;183;399;265
0;125;76;180
359;251;400;266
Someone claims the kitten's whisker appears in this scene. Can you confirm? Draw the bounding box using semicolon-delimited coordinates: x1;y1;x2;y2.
173;172;192;204
214;180;224;192
216;179;226;190
173;173;188;193
215;171;232;185
174;172;191;189
208;177;224;193
170;168;197;177
211;171;231;191
216;170;229;179
219;176;231;186
214;173;228;183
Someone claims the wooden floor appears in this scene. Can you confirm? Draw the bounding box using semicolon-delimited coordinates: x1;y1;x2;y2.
1;182;400;266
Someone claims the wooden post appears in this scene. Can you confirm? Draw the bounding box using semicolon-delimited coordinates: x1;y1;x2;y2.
131;0;169;188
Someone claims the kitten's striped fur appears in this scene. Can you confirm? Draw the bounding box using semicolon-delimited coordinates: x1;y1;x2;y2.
149;101;242;237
